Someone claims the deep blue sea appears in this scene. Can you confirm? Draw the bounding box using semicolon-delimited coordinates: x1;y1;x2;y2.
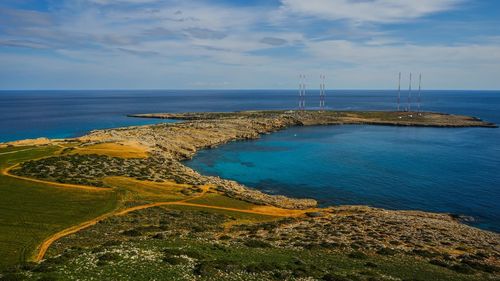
1;90;499;232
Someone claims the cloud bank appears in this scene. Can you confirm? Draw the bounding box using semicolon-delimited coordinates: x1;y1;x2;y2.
0;0;499;89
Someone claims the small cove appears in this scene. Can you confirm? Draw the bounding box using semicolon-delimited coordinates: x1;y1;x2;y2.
185;124;500;232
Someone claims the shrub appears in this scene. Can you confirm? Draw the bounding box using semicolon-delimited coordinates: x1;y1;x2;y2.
32;263;54;273
348;251;367;260
449;263;475;274
246;262;280;273
97;252;120;266
244;239;271;248
121;229;142;237
194;260;241;276
218;235;231;240
0;273;24;281
462;260;499;273
152;233;166;239
411;249;438;258
37;275;58;281
376;248;397;256
322;273;352;281
429;259;448;268
163;256;188;265
102;240;122;247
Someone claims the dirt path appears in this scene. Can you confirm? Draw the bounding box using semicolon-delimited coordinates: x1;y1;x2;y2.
34;212;113;261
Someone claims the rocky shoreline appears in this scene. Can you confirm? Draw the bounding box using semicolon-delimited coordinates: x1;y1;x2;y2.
5;110;498;210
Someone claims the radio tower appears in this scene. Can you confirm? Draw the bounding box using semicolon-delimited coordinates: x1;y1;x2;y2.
298;74;302;110
298;74;306;110
407;73;412;112
418;73;422;115
397;72;401;111
319;74;326;110
302;74;306;110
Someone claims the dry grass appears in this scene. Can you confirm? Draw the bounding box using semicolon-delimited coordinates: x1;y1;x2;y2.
70;142;149;158
103;176;189;202
251;205;316;217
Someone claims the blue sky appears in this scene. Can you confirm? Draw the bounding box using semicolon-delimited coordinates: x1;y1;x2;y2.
0;0;499;89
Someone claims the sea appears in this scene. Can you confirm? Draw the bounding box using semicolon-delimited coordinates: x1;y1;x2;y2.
1;90;499;232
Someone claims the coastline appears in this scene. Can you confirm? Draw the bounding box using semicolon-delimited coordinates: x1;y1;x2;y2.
60;110;497;209
2;110;498;211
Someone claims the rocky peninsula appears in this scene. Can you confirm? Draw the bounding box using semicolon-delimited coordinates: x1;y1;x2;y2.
11;110;497;210
89;110;496;206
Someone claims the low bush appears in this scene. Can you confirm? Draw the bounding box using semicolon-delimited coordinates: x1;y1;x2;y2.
244;239;272;248
376;248;398;256
348;251;367;260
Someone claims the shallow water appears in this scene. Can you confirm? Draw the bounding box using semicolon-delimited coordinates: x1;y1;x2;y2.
186;125;500;232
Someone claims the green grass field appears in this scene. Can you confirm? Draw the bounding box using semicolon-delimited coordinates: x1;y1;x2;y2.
0;146;118;270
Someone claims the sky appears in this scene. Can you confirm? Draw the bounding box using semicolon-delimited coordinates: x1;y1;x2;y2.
0;0;499;90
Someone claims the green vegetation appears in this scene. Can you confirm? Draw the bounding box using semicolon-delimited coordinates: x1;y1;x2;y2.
0;140;497;280
11;154;190;187
0;146;118;270
5;205;495;281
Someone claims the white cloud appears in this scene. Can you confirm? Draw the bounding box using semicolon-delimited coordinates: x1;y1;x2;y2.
279;0;463;23
1;0;499;89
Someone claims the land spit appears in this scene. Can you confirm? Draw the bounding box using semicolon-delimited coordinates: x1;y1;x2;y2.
70;110;494;209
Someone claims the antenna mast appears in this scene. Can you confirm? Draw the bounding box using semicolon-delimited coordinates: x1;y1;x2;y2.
418;73;422;114
319;74;326;110
303;75;306;110
397;72;401;111
298;74;302;110
407;73;412;112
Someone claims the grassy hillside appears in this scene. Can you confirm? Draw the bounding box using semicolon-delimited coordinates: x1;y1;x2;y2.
7;205;494;281
0;146;118;270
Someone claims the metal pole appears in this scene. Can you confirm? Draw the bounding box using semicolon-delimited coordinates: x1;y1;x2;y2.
323;75;326;109
418;73;422;114
408;73;412;112
303;75;306;110
397;72;401;111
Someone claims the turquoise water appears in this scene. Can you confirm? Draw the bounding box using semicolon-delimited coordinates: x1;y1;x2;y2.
186;126;500;232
